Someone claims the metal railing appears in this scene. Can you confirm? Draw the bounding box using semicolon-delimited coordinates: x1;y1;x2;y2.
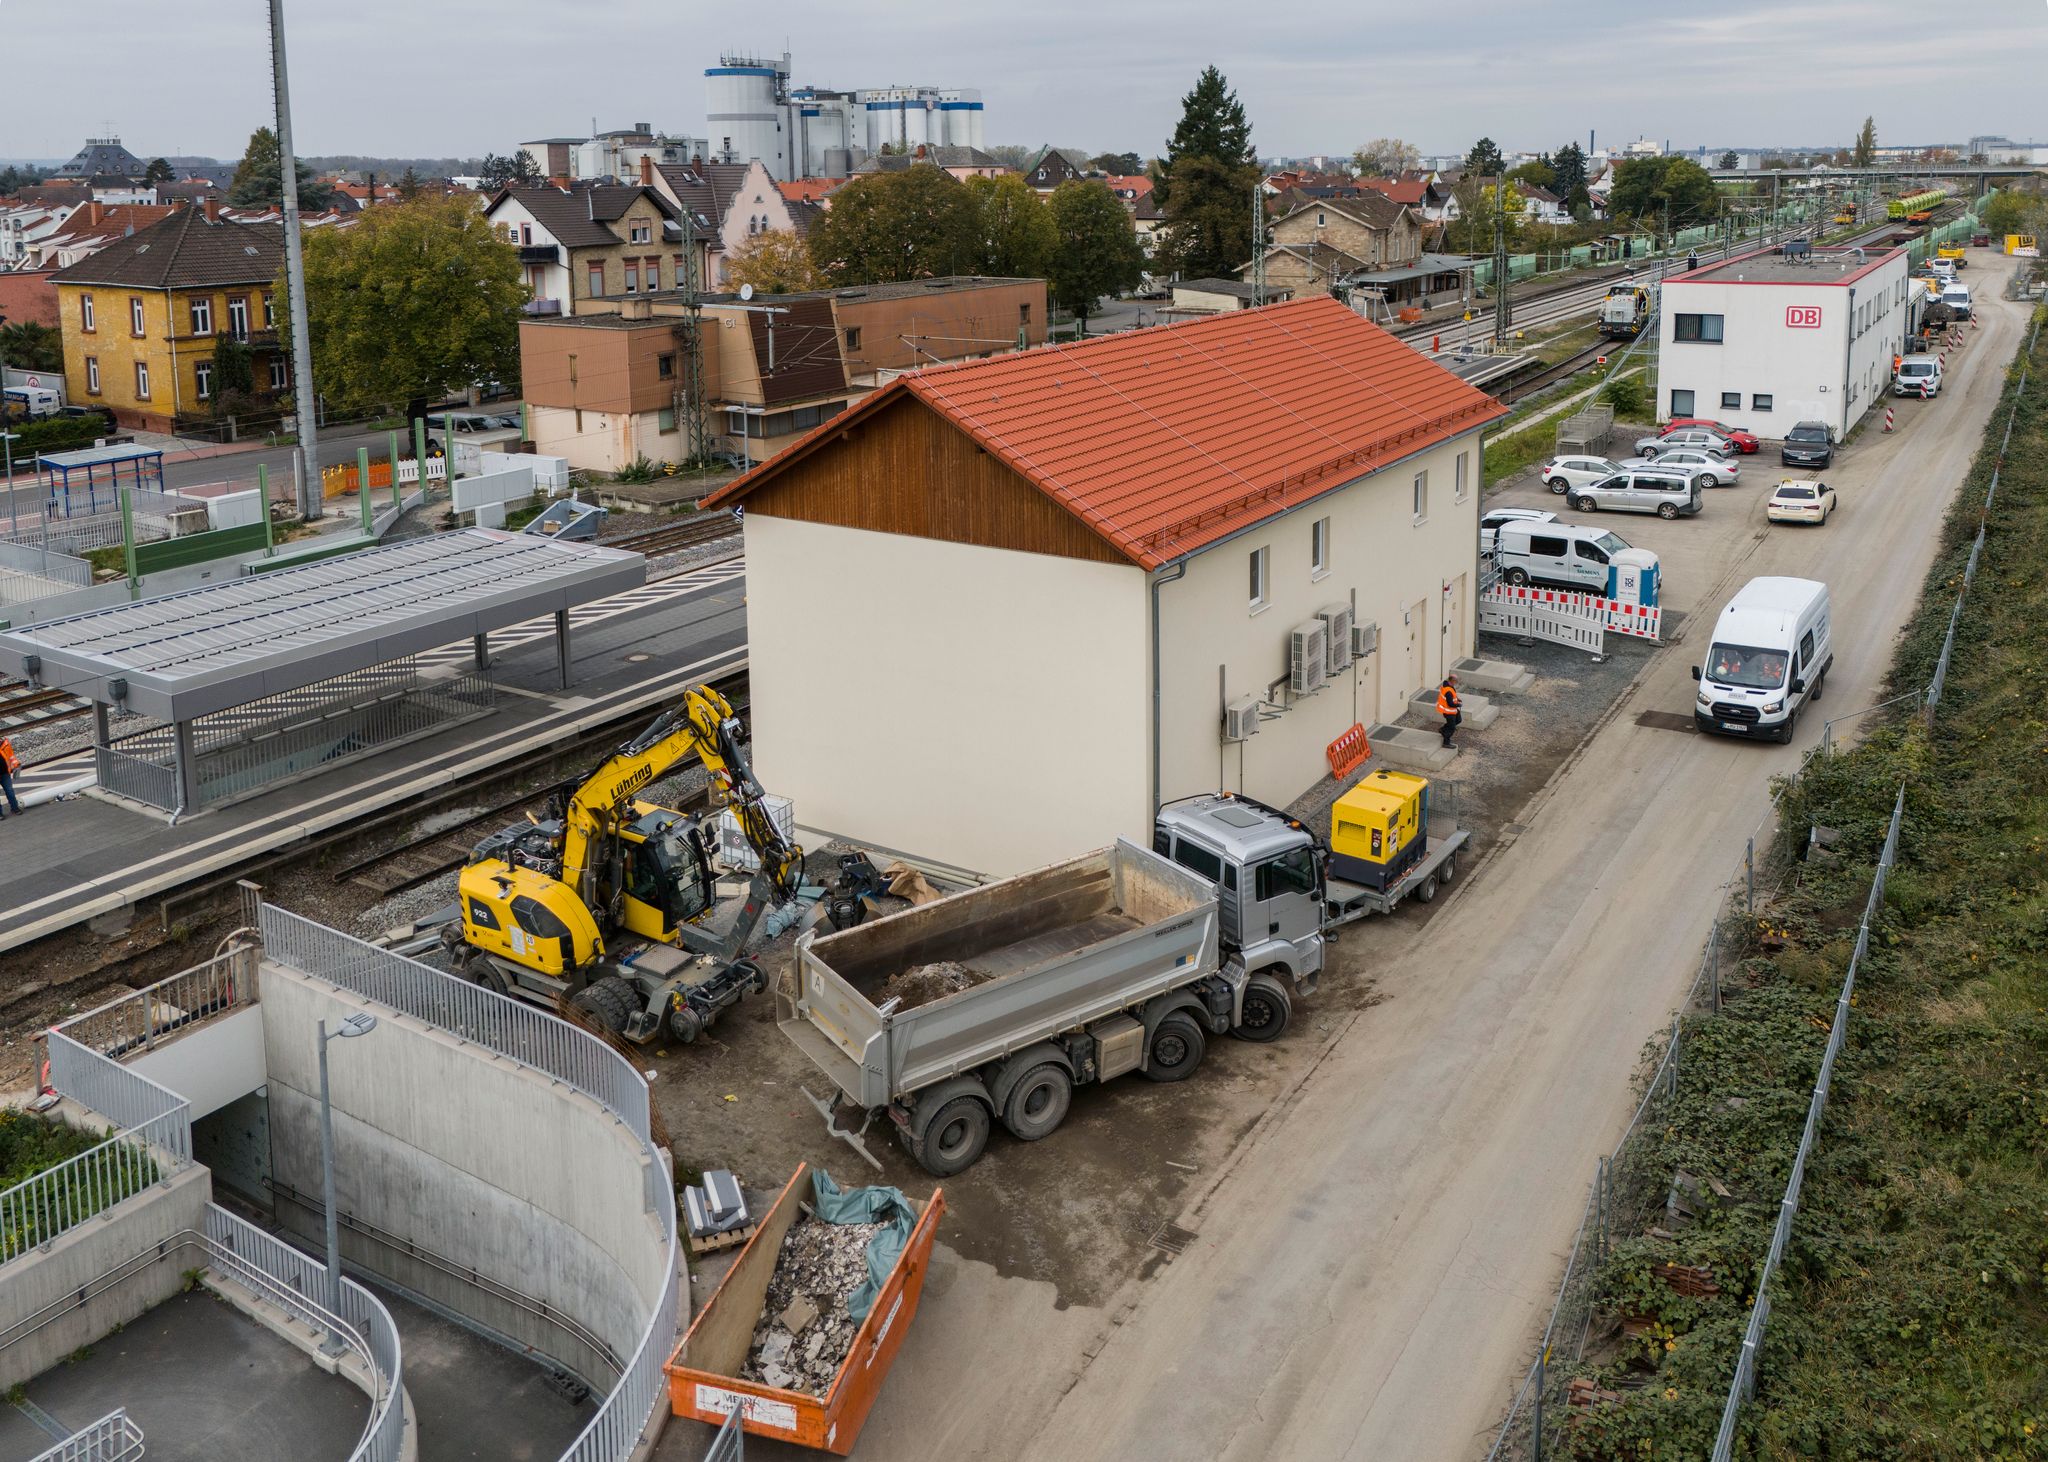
702;1410;745;1462
95;740;179;812
54;947;258;1060
26;1408;145;1462
0;538;93;593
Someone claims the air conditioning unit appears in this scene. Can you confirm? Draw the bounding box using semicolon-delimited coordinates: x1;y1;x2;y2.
1352;622;1379;659
1289;620;1328;695
1222;695;1260;743
1318;603;1354;674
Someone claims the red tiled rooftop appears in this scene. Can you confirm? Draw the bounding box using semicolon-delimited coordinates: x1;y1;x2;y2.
714;296;1507;568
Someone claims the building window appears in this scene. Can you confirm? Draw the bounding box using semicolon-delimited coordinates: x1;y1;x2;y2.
1412;470;1428;524
844;326;862;351
658;406;678;433
1671;388;1696;417
269;357;289;391
587;260;605;296
130;296;145;336
630;223;651;244
1019;303;1031;326
646;256;662;290
194;360;214;400
624;260;639;293
189;297;212;336
1316;211;1326;226
228;296;250;340
1673;312;1723;343
1311;517;1330;578
85;357;100;394
134;361;150;399
80;293;96;332
521;223;532;245
1454;451;1469;502
1249;546;1269;612
1752;393;1773;412
1721;391;1742;410
672;253;685;283
262;292;275;329
658;352;676;380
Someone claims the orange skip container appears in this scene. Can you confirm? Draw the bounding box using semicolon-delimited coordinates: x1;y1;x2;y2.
666;1163;946;1454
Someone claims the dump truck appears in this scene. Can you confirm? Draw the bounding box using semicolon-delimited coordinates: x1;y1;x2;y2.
781;836;1321;1176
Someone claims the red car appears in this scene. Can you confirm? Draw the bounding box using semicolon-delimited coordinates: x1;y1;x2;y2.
1663;418;1760;454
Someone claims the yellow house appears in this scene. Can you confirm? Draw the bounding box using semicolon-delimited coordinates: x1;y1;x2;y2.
52;203;288;433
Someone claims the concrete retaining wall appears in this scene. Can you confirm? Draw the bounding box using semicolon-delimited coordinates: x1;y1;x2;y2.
0;1160;212;1390
126;1005;266;1121
257;963;669;1389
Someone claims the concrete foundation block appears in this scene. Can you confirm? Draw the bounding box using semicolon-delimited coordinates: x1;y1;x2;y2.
1451;656;1537;695
1364;724;1461;772
1407;688;1501;730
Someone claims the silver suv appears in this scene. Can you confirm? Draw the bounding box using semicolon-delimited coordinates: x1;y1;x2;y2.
1570;467;1702;519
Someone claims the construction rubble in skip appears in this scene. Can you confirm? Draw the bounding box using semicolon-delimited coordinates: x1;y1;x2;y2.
738;1217;890;1394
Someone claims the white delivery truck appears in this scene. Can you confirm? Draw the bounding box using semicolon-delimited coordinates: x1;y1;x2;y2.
1692;576;1833;742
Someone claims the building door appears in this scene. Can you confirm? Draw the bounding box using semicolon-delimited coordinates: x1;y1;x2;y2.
1403;597;1425;707
1441;574;1467;677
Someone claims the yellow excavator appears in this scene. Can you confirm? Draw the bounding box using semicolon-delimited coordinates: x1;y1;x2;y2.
434;684;806;1044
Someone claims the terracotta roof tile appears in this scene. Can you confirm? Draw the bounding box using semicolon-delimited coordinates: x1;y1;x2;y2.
713;296;1506;567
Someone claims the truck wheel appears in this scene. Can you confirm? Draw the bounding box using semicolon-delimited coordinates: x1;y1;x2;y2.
910;1095;992;1177
1440;855;1457;884
1142;1014;1206;1083
569;976;637;1037
1001;1065;1072;1141
1233;977;1292;1044
1415;874;1440;905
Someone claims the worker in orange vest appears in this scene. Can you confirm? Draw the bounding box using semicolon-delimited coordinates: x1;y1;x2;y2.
1435;675;1463;748
0;736;21;818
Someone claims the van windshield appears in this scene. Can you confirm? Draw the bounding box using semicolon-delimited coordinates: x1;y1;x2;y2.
1592;532;1629;556
1706;642;1788;690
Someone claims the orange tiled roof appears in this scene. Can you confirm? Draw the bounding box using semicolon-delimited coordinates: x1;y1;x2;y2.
712;296;1507;568
777;178;837;204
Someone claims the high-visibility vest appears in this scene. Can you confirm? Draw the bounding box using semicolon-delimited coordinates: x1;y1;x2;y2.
1436;685;1459;716
0;737;17;773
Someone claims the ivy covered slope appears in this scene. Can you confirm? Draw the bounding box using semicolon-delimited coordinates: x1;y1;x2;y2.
1557;317;2048;1461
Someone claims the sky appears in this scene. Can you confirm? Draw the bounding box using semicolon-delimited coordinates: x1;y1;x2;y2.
3;0;2046;164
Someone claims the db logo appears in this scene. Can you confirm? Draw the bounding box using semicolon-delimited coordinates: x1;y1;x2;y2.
1785;305;1823;328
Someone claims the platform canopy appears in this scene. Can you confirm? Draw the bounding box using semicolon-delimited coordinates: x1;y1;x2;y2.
0;529;645;720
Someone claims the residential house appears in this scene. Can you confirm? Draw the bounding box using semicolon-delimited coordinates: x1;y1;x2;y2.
50;203;288;433
53;138;146;182
702;297;1507;876
1023;148;1090;195
715;161;825;285
484;179;684;315
1252;193;1424;297
777;179;838;207
1164;278;1294;315
1104;175;1153;210
851;145;1010;182
0;268;59;329
0;202;78;269
1133;192;1166;258
652;160;752;294
33;202;178;271
1518;184;1571;226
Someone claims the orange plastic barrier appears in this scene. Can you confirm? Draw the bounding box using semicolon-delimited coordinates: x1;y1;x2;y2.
1327;722;1371;779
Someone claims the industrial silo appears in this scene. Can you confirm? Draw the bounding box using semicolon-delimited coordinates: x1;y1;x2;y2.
938;89;984;150
706;53;791;178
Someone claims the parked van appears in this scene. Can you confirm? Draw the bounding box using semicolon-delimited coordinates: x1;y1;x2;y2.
1495;521;1655;596
1568;466;1702;519
1692;577;1832;742
1939;283;1972;320
1;386;60;420
1892;354;1942;397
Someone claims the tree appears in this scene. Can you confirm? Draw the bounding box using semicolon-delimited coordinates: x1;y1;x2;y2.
1717;150;1740;171
1552;143;1588;196
1163;154;1259;278
724;229;821;294
229;126;334;209
1607;156;1718;231
143;157;175;185
806;167;976;285
1507;160;1556;191
1046;180;1145;332
1981;191;2044;239
1091;151;1144;176
0;164;47;195
1353;137;1420;177
982;143;1034;171
1463;137;1505;180
1155;66;1254;210
0;321;63;372
396;167;424;200
479;151;543;189
963;173;1058;278
293;193;523;419
1853;117;1877;169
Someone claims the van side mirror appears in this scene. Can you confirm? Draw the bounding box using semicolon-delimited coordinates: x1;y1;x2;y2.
1791;677;1807;694
1691;665;1702;681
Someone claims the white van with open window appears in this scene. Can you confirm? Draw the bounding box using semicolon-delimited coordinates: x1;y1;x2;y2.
1692;577;1833;742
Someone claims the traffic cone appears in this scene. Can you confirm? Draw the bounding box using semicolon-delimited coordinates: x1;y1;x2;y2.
1884;406;1895;431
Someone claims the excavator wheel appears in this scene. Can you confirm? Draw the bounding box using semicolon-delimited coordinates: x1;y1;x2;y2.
731;959;768;997
667;1001;703;1044
569;976;638;1038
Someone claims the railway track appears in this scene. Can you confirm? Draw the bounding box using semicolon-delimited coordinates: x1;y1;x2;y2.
0;682;90;730
606;514;741;557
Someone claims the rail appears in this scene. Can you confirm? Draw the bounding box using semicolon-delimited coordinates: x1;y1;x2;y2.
53;947;258;1060
26;1408;144;1462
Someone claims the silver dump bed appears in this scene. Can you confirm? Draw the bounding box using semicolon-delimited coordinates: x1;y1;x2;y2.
779;839;1220;1109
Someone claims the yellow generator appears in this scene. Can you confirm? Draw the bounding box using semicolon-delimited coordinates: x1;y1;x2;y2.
1330;770;1429;892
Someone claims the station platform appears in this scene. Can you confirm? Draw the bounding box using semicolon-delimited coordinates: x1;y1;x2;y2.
0;555;747;954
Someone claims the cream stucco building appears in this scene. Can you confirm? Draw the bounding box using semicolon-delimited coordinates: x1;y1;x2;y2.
712;296;1506;877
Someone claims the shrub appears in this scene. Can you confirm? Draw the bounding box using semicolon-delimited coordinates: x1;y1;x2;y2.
1599;374;1649;418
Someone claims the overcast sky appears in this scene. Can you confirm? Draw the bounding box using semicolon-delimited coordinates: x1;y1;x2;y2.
5;0;2046;163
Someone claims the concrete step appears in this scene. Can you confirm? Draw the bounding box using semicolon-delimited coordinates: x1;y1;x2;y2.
1451;656;1536;696
1364;724;1461;772
1407;687;1500;730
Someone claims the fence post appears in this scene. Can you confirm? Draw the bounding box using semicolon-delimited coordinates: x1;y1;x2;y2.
1745;837;1755;914
1668;1017;1682;1097
1595;1156;1609;1262
412;417;428;497
357;446;373;534
1709;926;1721;1013
119;484;139;599
387;430;403;511
1531;1353;1545;1462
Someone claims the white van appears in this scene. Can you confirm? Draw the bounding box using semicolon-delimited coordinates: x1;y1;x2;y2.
1495;521;1636;593
1939;283;1972;320
1892;354;1942;397
2;386;60;420
1692;577;1833;742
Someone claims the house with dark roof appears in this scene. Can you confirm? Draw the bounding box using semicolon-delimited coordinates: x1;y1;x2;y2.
1251;193;1425;298
1023;148;1090;195
51;203;289;432
702;296;1508;874
483;180;682;314
650;160;751;292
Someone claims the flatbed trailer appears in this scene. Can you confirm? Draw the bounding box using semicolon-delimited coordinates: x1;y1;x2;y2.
1323;815;1469;927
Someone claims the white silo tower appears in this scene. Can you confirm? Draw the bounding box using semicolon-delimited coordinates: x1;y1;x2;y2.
705;53;792;178
937;89;984;149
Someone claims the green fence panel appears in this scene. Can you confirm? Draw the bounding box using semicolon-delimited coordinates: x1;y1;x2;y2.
131;521;270;575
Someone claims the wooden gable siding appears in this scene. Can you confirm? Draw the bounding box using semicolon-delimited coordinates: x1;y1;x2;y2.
740;393;1133;566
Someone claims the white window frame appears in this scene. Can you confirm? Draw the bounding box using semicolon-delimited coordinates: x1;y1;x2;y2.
86;357;100;393
1454;452;1469;502
630;222;651;244
190;297;212;336
227;296;250;340
194;360;214;400
130;296;145;336
1249;545;1270;613
1310;517;1331;580
81;293;95;332
1411;469;1428;524
269;357;289;391
134;360;150;399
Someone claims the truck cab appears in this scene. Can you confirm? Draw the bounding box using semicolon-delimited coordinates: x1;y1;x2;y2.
1154;795;1325;992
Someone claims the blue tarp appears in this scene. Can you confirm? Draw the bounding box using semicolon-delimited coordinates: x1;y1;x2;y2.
811;1169;919;1322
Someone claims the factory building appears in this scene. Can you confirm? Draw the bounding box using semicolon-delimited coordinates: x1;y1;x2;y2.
705;52;985;181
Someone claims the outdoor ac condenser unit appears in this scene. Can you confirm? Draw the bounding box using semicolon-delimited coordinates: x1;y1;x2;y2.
1223;695;1260;742
1352;622;1379;659
1318;603;1354;674
1289;620;1328;695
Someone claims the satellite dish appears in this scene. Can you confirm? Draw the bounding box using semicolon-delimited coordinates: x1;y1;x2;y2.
739;283;754;301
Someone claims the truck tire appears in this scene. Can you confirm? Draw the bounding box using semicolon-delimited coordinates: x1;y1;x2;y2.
1415;874;1439;904
1142;1014;1206;1083
1232;976;1292;1043
909;1095;992;1177
569;976;637;1038
1001;1064;1073;1141
1440;854;1458;884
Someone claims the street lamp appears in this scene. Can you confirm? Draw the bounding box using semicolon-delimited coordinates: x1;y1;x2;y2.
316;1011;378;1355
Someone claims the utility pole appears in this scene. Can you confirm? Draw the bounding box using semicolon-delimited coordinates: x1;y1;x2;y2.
677;209;707;461
1250;183;1266;307
270;0;321;519
1492;177;1510;345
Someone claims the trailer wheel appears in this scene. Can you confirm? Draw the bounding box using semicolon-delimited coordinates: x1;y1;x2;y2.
1232;977;1293;1044
1001;1064;1073;1141
1439;855;1457;884
569;976;637;1038
910;1095;992;1177
1142;1014;1206;1082
1415;874;1440;905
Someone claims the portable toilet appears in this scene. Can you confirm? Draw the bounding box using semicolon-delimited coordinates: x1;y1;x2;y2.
1609;548;1659;609
1330;770;1430;891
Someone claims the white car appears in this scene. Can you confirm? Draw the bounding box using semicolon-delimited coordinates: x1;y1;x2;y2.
1480;507;1559;555
1766;479;1836;525
1540;455;1624;495
1621;449;1740;486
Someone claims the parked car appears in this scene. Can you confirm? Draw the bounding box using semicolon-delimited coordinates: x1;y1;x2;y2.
1971;230;1992;247
1569;467;1703;519
1621;448;1739;486
1892;355;1942;397
1480;506;1559;555
1780;420;1836;468
1663;418;1760;453
1539;455;1625;495
1767;479;1836;525
1636;428;1738;460
1939;283;1972;320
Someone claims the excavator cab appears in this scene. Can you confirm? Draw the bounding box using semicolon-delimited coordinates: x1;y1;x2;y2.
618;807;717;941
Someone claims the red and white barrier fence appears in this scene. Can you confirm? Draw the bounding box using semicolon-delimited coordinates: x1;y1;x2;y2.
1484;583;1662;641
